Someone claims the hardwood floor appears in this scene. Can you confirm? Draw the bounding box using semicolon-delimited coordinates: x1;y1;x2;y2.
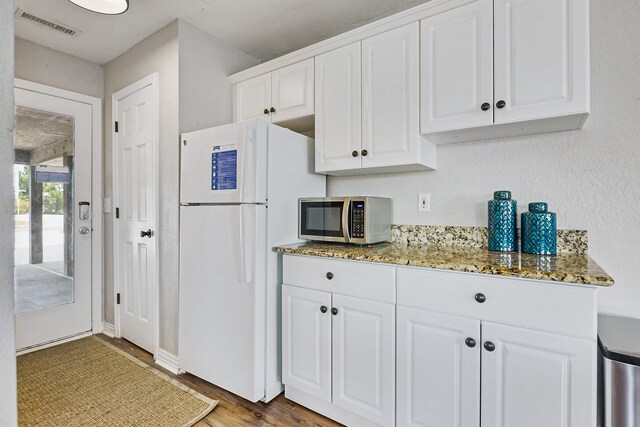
96;334;342;427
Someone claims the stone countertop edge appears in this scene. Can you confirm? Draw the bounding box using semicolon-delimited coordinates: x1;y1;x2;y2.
272;242;614;287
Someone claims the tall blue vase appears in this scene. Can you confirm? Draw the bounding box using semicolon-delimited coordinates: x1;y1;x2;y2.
488;191;517;252
521;202;557;255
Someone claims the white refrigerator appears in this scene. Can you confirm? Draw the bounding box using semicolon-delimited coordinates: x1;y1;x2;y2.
178;119;325;402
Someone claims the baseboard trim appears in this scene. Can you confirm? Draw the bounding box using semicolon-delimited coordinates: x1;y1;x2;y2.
155;349;180;375
17;332;93;356
102;322;115;338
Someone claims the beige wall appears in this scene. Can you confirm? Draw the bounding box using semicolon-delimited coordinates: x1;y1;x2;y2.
1;0;17;425
103;20;180;353
328;0;640;318
14;38;103;98
103;20;258;357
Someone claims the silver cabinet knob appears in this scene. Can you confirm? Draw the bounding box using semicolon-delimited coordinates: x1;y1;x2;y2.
79;226;91;235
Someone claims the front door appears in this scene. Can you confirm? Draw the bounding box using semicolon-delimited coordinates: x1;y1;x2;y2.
13;87;93;350
113;75;158;354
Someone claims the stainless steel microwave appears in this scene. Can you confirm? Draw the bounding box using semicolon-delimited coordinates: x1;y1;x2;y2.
298;197;392;245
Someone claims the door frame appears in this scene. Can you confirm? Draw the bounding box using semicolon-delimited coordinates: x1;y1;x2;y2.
13;78;103;337
111;73;160;358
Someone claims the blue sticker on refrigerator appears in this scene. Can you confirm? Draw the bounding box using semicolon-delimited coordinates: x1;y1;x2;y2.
211;148;237;191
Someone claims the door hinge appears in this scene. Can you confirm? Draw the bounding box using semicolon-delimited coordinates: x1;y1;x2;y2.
116;293;121;305
114;121;119;133
115;207;119;219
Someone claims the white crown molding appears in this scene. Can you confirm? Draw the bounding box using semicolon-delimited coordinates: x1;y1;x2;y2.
228;0;475;84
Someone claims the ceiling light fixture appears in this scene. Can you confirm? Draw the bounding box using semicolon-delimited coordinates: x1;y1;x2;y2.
67;0;129;15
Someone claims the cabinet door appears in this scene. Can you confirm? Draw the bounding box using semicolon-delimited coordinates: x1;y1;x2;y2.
493;0;589;124
332;294;395;426
361;23;419;169
282;285;332;402
397;307;481;427
315;42;362;173
271;58;314;124
420;0;493;133
234;73;271;122
481;322;596;427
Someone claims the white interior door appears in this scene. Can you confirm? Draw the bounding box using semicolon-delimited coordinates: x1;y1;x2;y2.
14;87;93;351
114;76;158;354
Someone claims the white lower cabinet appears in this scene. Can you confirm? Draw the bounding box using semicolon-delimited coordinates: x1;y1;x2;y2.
481;322;596;427
396;307;481;427
332;294;395;426
282;257;597;427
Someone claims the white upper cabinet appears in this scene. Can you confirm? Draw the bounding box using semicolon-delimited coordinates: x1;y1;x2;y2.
493;0;590;124
271;58;315;124
420;0;589;143
316;23;436;176
315;43;362;173
234;73;271;122
234;59;314;131
420;0;494;133
362;23;422;169
481;322;596;427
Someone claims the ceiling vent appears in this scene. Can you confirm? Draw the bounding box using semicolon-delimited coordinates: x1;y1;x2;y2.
15;8;80;37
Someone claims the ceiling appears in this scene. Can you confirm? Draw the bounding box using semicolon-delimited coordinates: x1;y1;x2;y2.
14;0;430;64
14;106;73;152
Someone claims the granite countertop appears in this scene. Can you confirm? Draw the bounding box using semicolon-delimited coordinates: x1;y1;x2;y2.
273;242;614;287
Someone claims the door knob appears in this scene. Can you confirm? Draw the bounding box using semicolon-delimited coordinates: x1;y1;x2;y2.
465;338;476;348
474;293;486;303
496;100;506;109
484;341;496;352
140;229;153;238
79;226;91;235
481;102;491;111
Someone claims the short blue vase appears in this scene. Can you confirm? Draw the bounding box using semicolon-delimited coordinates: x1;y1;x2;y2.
488;191;517;252
521;202;557;255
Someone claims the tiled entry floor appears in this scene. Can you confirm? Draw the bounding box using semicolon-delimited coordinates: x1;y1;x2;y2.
14;262;73;313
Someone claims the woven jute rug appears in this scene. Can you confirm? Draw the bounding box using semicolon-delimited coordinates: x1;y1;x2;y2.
17;336;218;427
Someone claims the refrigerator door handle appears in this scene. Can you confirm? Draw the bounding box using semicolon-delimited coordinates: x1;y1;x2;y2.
239;125;255;203
239;204;254;284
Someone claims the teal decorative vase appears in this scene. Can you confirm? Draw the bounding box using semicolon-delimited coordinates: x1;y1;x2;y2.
521;202;557;255
488;191;517;252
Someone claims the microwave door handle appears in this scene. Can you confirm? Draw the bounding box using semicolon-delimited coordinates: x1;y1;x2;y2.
342;200;351;242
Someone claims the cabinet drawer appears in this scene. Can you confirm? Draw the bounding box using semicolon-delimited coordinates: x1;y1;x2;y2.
397;267;596;340
283;255;396;304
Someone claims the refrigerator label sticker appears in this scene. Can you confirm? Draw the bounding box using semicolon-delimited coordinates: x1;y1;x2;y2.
211;149;237;191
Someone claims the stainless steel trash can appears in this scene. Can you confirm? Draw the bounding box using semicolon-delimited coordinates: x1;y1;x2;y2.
599;315;640;427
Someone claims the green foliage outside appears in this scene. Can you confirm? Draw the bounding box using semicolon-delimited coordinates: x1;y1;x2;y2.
14;165;67;215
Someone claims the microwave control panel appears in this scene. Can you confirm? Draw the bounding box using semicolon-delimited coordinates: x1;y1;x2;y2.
351;201;365;239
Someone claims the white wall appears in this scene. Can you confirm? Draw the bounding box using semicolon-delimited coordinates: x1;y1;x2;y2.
14;38;103;98
178;21;259;133
0;0;18;425
329;0;640;318
103;20;180;353
103;20;259;356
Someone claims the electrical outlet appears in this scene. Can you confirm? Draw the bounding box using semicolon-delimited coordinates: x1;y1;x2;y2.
418;193;430;212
